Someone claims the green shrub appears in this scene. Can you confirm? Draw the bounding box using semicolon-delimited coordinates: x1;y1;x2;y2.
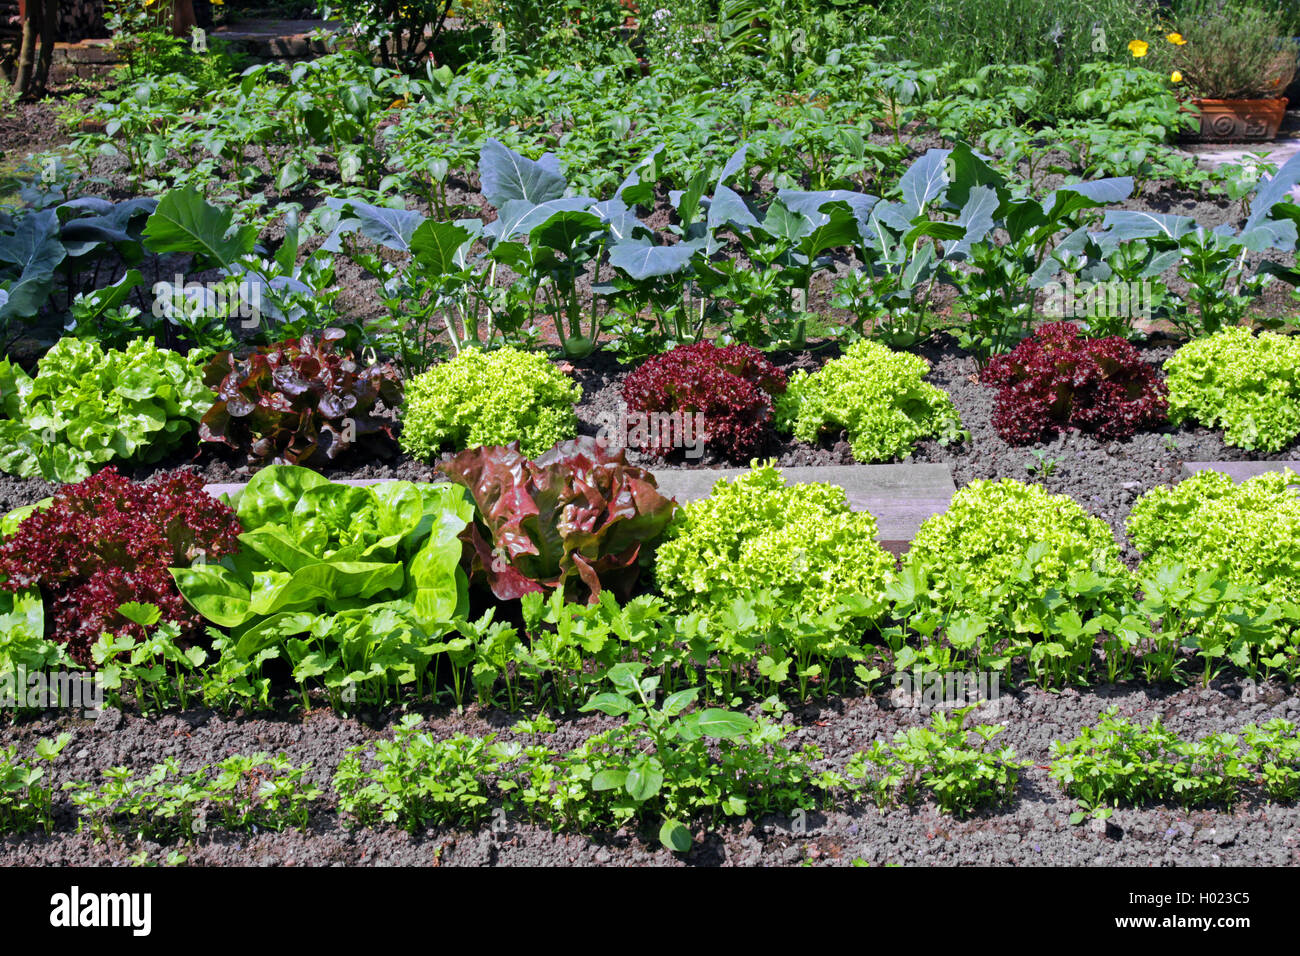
0;338;211;482
775;340;964;462
1127;469;1300;664
902;478;1128;626
654;463;895;619
400;346;581;459
1164;327;1300;452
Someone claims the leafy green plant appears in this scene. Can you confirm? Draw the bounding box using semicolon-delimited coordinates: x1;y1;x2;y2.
0;585;62;682
91;603;207;714
830;146;998;350
567;662;823;851
846;707;1026;816
654;463;892;701
1128;470;1300;680
400;346;581;460
775;340;965;462
1050;708;1253;817
1163;327;1300;452
656;463;893;625
68;752;322;842
334;715;510;831
1242;719;1300;802
1026;449;1059;476
0;337;211;483
515;591;682;712
0;186;155;344
901;479;1130;633
1090;152;1300;338
949;158;1136;363
322;197;501;372
441;437;677;605
0;735;71;835
142;186;346;349
171;466;475;708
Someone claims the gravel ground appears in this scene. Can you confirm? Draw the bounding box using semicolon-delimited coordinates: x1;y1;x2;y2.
2;676;1298;866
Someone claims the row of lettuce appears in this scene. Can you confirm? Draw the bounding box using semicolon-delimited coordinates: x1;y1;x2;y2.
4;706;1299;854
0;432;1298;712
3;317;1300;492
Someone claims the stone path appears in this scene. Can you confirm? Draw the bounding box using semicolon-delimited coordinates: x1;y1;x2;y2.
206;463;958;555
1177;115;1300;202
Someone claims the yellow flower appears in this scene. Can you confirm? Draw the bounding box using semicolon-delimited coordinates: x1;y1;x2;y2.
1171;71;1183;83
1128;40;1149;57
1167;32;1186;45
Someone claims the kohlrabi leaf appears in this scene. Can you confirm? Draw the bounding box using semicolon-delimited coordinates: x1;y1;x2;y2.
479;137;568;208
143;186;258;269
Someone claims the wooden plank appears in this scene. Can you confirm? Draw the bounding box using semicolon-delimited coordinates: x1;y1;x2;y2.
205;463;957;555
1181;461;1300;482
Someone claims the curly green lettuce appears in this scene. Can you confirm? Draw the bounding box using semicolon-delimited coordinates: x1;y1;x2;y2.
1163;327;1300;452
775;340;965;462
0;337;211;482
400;346;581;460
1128;468;1300;623
903;478;1128;628
654;462;894;618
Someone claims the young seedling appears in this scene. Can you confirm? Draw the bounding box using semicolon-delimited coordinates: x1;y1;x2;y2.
1025;449;1059;477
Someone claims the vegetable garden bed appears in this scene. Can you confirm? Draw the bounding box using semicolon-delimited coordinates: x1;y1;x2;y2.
3;674;1299;867
4;2;1300;875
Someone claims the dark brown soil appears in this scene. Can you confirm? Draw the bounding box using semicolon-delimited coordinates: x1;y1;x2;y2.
0;101;68;162
2;676;1298;866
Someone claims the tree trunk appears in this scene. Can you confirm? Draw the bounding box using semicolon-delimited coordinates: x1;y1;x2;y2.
174;0;197;37
11;0;56;99
34;0;54;92
12;0;37;96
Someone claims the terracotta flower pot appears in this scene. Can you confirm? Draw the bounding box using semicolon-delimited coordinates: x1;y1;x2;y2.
1188;96;1289;142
